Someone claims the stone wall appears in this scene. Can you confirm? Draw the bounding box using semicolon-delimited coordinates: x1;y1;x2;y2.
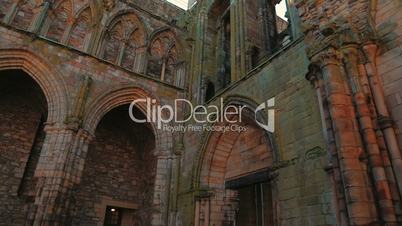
0;0;187;224
0;0;190;87
178;39;334;225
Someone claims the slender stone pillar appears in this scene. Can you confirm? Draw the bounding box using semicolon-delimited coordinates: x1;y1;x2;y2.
30;123;77;226
363;43;402;199
168;132;184;226
193;5;207;104
306;64;348;225
60;20;73;45
237;0;246;78
134;48;147;73
152;152;171;226
2;2;18;24
342;44;397;224
230;2;237;82
29;0;51;33
29;125;93;225
312;47;378;225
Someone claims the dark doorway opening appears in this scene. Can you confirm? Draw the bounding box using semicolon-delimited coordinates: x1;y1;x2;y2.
235;183;274;226
225;171;274;226
104;206;122;226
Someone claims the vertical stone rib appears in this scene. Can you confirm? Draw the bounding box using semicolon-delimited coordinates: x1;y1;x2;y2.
362;43;402;200
342;44;397;224
31;125;76;225
306;64;349;225
312;47;378;225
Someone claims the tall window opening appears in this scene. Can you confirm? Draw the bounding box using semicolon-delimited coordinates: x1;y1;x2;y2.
100;13;145;72
205;80;215;102
275;0;292;47
208;0;231;92
245;0;292;69
220;10;231;89
147;29;181;85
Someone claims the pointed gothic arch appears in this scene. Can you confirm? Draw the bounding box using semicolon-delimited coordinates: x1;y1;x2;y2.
192;96;279;226
0;49;69;123
99;11;146;72
82;86;172;154
147;28;185;86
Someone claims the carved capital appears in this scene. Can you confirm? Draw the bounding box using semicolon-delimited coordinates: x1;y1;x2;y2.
194;189;213;200
341;44;360;62
324;163;334;174
76;128;94;143
311;47;343;67
103;0;115;11
305;63;321;87
44;122;79;133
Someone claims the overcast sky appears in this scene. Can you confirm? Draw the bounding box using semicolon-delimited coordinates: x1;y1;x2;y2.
167;0;287;21
167;0;188;9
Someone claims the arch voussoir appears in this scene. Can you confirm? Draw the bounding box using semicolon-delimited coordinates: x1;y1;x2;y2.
0;49;69;124
82;86;173;154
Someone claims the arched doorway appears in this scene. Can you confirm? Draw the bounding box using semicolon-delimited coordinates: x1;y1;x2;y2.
196;107;276;226
72;104;156;226
0;69;48;225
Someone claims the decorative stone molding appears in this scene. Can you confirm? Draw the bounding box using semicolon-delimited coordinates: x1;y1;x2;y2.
0;49;69;124
305;63;321;87
311;46;343;67
103;0;116;11
66;75;92;127
378;115;394;130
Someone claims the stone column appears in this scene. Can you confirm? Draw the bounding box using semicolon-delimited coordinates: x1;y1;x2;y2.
60;19;74;45
168;132;184;226
306;64;348;225
312;47;378;225
30;125;93;225
152;152;172;226
54;128;93;225
193;5;207;104
2;1;18;24
230;1;237;82
29;74;93;225
134;48;147;74
237;0;246;78
363;43;402;199
194;192;212;226
342;44;397;224
30;123;77;225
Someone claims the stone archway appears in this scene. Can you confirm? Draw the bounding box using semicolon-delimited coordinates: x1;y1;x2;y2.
0;69;49;225
195;105;277;226
80;86;174;225
82;86;172;152
73;104;156;226
0;49;69;124
0;50;69;225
